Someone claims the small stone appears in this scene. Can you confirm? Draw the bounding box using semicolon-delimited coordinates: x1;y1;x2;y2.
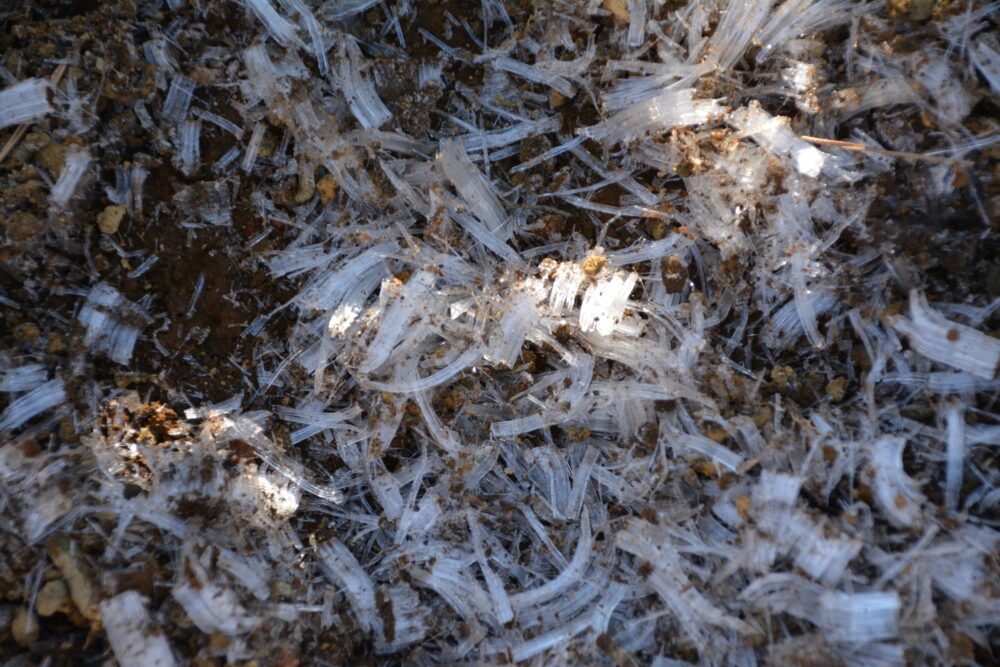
36;141;67;176
316;174;338;205
752;406;773;429
986;264;1000;298
97;205;126;234
115;374;138;389
2;180;47;208
646;219;668;240
47;332;67;354
3;133;46;167
542;214;565;236
550;90;567;108
692;460;718;477
11;606;39;646
7;210;45;244
47;538;101;623
660;254;689;294
59;418;78;443
603;0;630;22
13;323;41;343
19;132;50;154
294;175;315;204
705;426;729;442
36;579;69;617
825;376;847;402
582;252;607;276
853;483;875;505
257;131;277;158
771;365;795;388
189;67;217;87
888;0;934;21
735;494;751;519
273;648;300;667
950;633;975;664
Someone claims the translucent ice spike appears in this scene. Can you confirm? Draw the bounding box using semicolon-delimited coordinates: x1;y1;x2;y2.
0;78;51;130
0;379;65;432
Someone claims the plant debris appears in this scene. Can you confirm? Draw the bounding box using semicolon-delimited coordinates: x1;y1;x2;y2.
2;0;1000;664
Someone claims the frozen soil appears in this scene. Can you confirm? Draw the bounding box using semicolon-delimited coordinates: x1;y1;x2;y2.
2;0;1000;665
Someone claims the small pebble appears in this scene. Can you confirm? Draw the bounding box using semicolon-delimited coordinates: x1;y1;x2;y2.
316;174;338;205
97;204;126;234
36;579;69;617
11;606;39;647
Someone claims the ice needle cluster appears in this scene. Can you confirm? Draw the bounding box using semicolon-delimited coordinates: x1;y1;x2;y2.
2;0;1000;664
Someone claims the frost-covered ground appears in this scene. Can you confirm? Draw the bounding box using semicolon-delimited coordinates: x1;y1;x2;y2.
2;0;1000;664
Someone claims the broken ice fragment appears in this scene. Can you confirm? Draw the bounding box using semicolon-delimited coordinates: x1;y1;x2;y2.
280;0;328;75
242;44;288;103
867;436;925;528
703;0;772;69
484;291;537;367
914;54;974;125
755;0;854;65
50;148;90;207
468;510;514;624
0;379;66;432
363;346;484;395
317;538;379;634
336;38;391;130
580;88;723;144
458;117;561;155
78;283;150;365
161;76;196;122
616;518;756;653
730;103;828;178
174;181;231;225
360;270;436;373
217;415;343;503
0;78;51;130
0;364;48;393
891;290;1000;379
627;0;646;47
549;262;585;314
177;118;200;176
322;0;381;20
244;0;299;47
242;122;266;172
818;591;899;643
493;57;575;98
375;584;431;653
579;272;638;336
678;432;744;473
438;140;509;237
101;592;177;667
193;107;243;137
944;402;965;512
971;34;1000;96
173;547;261;635
511;508;593;610
47;538;101;622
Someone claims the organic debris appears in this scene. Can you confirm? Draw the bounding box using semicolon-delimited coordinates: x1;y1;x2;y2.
2;0;1000;664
